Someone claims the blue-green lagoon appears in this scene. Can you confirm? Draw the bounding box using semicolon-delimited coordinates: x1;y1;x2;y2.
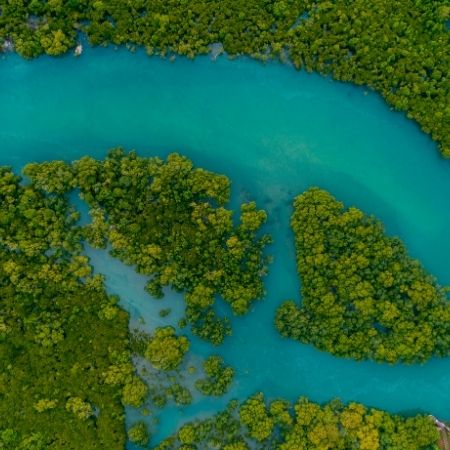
1;46;449;445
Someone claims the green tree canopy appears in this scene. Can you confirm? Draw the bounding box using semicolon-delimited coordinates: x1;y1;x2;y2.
145;326;190;371
195;355;234;396
157;394;438;449
25;149;271;344
276;188;450;363
0;167;138;448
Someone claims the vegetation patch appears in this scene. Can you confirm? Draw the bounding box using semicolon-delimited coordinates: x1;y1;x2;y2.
0;167;136;449
276;187;450;363
1;149;447;448
156;394;439;449
0;151;268;448
25;149;270;344
195;355;234;396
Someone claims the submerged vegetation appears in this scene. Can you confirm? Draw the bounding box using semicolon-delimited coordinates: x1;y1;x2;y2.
276;188;450;363
0;1;449;156
157;394;439;449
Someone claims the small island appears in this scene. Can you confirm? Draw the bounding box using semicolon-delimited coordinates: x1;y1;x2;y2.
276;187;450;363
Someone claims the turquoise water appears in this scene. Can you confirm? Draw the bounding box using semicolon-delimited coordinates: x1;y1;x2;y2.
1;46;450;445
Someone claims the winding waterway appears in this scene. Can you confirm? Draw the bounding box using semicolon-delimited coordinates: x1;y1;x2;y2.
1;46;449;446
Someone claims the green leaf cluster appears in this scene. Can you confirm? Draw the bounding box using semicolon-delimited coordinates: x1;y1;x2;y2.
239;393;275;442
145;326;190;371
155;400;244;450
166;383;193;406
158;394;439;449
128;421;150;448
195;355;234;396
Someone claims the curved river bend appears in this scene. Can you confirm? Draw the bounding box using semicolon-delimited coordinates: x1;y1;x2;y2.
1;46;449;445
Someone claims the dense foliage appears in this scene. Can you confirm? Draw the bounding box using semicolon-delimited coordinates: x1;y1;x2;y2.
156;394;439;449
195;355;234;396
1;1;449;156
276;188;450;363
0;167;139;449
144;326;190;371
25;149;271;344
2;151;447;448
130;328;194;409
1;151;262;448
128;421;150;448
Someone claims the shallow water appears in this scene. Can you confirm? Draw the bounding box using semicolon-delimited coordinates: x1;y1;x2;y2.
1;46;450;445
